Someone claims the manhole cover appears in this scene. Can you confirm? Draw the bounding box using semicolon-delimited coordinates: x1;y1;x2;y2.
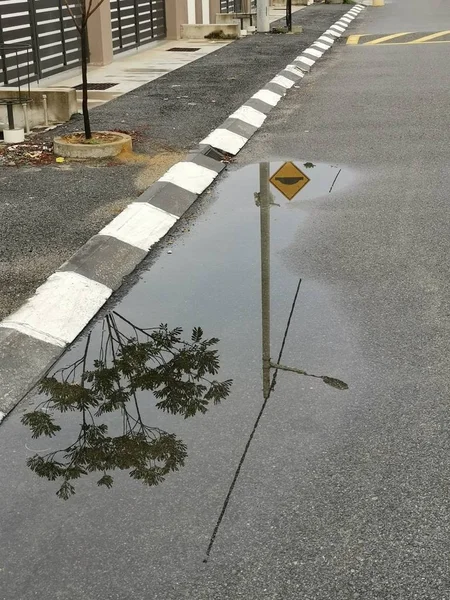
73;82;118;90
167;47;200;52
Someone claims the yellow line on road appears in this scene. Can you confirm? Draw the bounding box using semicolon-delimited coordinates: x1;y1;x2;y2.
362;40;450;46
365;32;412;45
347;35;363;45
407;30;450;43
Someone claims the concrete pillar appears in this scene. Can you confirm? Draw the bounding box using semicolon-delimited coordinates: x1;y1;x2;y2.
165;0;188;39
187;0;196;23
201;0;210;23
209;0;221;23
87;0;113;66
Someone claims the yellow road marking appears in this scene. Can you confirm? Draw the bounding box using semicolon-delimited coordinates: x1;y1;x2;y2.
357;40;450;46
365;32;412;45
407;29;450;43
347;34;363;45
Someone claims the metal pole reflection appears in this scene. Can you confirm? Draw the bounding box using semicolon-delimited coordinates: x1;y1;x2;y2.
259;162;271;400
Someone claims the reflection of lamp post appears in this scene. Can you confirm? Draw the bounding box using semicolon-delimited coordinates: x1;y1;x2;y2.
259;162;271;400
258;163;349;396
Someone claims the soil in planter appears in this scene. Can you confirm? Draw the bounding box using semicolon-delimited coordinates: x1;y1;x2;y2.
61;132;124;145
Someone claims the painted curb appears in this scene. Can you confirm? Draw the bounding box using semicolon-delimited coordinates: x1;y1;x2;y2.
0;4;365;421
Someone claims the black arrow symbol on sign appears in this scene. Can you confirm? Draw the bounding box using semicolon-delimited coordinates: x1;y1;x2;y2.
275;176;304;185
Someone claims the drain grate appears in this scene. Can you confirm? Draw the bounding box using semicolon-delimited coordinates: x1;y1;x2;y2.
73;82;118;90
167;47;200;52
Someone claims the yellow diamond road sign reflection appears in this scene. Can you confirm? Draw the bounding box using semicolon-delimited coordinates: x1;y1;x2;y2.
269;161;310;200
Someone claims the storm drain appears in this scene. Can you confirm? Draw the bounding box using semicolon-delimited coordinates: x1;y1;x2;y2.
167;47;200;52
73;83;118;90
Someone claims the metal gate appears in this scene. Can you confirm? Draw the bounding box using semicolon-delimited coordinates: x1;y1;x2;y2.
220;0;256;12
0;0;82;86
110;0;166;54
220;0;237;11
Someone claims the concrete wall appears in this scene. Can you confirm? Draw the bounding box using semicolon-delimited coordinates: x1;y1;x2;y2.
0;88;78;130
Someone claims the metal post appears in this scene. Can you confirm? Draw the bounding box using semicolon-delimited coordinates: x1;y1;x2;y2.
6;102;15;130
257;0;270;32
22;103;30;134
259;162;271;399
42;94;49;126
286;0;292;31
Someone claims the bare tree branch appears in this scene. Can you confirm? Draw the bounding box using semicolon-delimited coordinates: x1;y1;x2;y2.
86;0;108;20
63;0;82;34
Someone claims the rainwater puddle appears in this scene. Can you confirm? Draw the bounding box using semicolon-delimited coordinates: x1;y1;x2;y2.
18;160;357;506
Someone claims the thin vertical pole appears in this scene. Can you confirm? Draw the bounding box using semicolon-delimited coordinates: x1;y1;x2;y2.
259;162;271;399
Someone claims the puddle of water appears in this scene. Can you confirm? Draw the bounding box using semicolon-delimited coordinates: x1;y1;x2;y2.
19;160;355;502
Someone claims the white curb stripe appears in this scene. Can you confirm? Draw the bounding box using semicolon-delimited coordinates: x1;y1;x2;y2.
159;161;218;195
303;47;324;58
336;22;349;28
252;89;282;107
340;17;352;23
201;128;248;155
296;55;315;67
0;273;112;347
100;202;178;252
285;64;305;77
229;105;267;128
319;35;335;44
331;24;346;32
0;412;5;424
313;41;331;51
327;29;342;38
271;75;295;89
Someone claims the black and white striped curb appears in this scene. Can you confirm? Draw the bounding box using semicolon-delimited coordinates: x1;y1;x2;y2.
0;4;365;423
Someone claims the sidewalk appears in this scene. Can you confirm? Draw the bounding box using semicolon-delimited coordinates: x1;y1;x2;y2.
0;4;350;323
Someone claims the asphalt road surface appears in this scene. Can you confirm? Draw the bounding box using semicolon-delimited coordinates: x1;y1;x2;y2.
1;1;450;598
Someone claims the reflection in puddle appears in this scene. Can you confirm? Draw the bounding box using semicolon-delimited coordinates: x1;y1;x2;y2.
22;161;349;544
22;313;232;499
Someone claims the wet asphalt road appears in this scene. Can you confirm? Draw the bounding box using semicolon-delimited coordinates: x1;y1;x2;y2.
2;0;450;598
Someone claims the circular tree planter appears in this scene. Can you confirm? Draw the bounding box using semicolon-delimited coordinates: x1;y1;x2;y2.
53;131;132;159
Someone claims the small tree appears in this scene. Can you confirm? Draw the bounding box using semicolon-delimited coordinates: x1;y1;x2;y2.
22;312;232;499
64;0;107;139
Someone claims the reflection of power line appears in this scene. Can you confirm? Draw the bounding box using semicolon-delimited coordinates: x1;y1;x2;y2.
270;277;302;395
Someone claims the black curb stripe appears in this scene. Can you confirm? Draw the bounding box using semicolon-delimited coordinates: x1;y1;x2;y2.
58;235;147;291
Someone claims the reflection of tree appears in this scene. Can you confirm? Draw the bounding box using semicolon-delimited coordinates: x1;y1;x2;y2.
22;312;232;499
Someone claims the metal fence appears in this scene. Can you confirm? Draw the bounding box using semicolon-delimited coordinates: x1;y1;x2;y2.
110;0;166;54
0;0;82;86
220;0;256;12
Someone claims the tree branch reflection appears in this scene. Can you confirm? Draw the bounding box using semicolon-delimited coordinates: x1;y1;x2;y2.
22;312;232;499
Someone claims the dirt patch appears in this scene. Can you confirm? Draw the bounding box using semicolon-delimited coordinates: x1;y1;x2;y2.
117;149;186;192
0;141;54;167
